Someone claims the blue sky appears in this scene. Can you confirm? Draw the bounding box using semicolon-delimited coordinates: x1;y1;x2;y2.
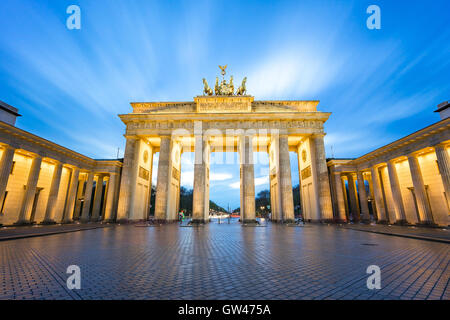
0;0;449;209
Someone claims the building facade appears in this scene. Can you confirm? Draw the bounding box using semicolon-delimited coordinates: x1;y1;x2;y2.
327;102;450;227
0;77;448;227
117;96;333;224
0;102;122;226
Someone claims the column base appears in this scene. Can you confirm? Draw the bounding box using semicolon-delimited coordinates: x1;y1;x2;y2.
333;218;347;224
116;218;129;224
375;220;389;225
359;219;372;224
415;221;439;228
393;220;410;226
102;219;116;223
40;220;56;225
61;219;73;224
283;219;296;224
14;220;34;226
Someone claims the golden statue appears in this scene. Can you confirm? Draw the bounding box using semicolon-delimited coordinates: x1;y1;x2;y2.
202;78;213;96
214;77;220;95
218;65;227;77
229;76;234;95
202;66;247;96
236;77;247;95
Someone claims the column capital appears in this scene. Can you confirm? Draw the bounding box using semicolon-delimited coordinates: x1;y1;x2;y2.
48;159;62;165
0;143;17;151
406;151;421;159
345;172;356;178
433;142;449;150
387;158;400;165
123;135;139;140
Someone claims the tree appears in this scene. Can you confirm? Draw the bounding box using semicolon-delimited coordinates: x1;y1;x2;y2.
255;189;270;217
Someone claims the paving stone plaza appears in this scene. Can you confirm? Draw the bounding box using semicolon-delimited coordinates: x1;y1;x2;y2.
0;221;448;300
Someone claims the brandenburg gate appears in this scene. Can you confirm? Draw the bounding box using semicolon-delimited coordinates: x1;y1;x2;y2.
116;67;333;224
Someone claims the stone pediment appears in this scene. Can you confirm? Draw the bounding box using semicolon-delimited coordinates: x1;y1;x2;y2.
130;98;319;114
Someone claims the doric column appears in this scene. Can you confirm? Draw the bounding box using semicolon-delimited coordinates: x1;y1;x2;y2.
333;172;347;222
268;136;281;222
42;161;63;224
356;171;370;222
0;145;16;207
80;172;94;222
117;137;139;222
16;155;42;224
240;134;256;223
407;154;434;224
62;167;80;223
370;166;387;223
347;173;360;222
387;160;407;224
279;135;294;223
73;178;86;220
146;150;154;220
103;173;118;222
91;174;104;221
154;136;171;221
192;135;206;223
434;144;450;209
311;135;333;221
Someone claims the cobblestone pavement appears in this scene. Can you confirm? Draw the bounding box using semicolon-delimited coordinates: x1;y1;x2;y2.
0;223;111;241
0;220;448;300
340;224;450;243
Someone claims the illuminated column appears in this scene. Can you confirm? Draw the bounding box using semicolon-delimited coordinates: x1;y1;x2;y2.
80;172;94;222
146;150;154;220
240;134;256;223
73;177;86;220
347;173;360;222
16;155;42;224
333;172;347;222
103;173;118;222
192;135;206;223
370;166;387;223
434;144;450;209
91;174;105;221
117;137;139;222
0;145;16;207
279;135;294;223
356;171;370;222
387;160;407;224
42;161;63;224
154;136;171;221
407;154;434;224
312;135;333;221
192;136;210;223
268;136;281;222
62;167;80;223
